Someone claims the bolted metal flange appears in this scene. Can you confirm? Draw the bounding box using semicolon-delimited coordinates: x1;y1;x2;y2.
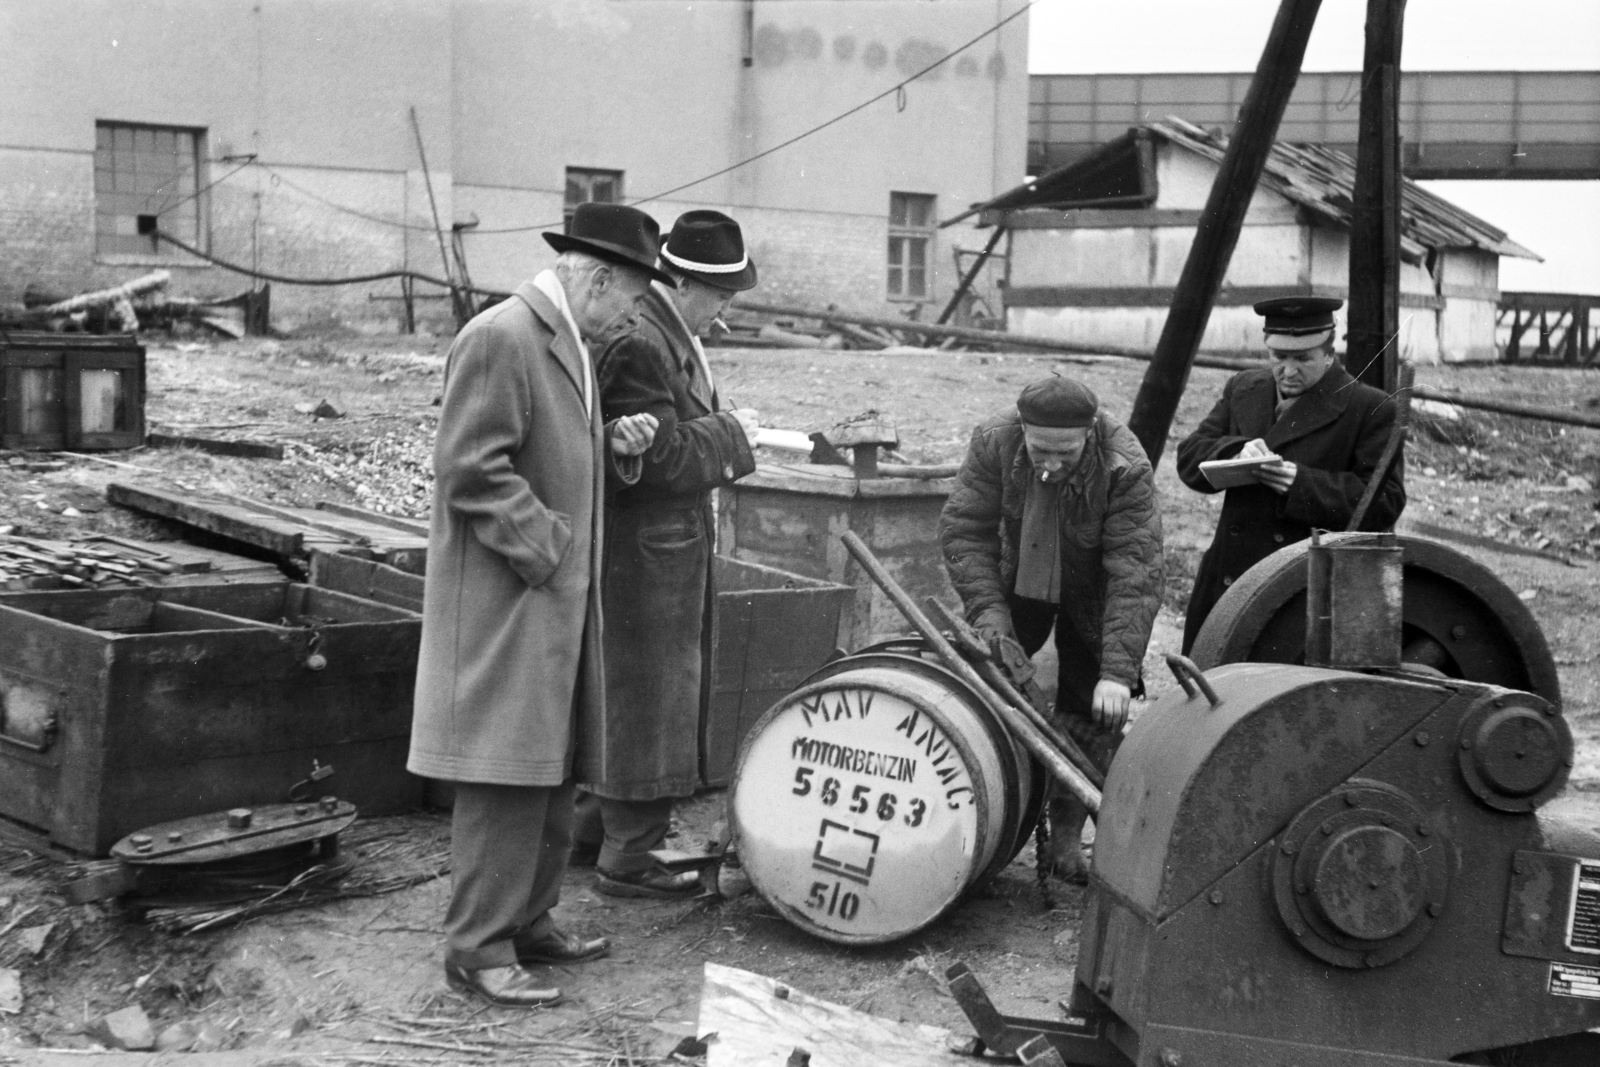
1455;689;1571;813
1272;779;1449;969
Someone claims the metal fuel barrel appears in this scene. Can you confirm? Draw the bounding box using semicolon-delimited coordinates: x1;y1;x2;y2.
730;644;1042;945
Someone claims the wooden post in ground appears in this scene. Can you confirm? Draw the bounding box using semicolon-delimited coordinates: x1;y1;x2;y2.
1346;0;1407;392
1126;0;1324;467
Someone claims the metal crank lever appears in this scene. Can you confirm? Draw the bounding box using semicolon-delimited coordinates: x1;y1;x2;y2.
944;962;1123;1064
288;759;335;802
1165;653;1221;708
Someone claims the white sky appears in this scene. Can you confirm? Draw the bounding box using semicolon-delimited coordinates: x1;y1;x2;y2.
1026;0;1600;293
1027;0;1600;74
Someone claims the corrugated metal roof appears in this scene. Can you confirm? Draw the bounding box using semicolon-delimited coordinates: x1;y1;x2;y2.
978;117;1542;262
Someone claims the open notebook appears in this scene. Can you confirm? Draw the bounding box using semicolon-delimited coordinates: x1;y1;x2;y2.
1199;454;1281;489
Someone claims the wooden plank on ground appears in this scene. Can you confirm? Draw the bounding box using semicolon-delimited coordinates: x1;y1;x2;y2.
697;962;961;1067
146;433;284;461
315;500;430;537
107;482;307;559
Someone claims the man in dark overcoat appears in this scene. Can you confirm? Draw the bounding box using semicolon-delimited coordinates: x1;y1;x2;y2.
940;377;1165;883
1177;296;1406;652
408;204;672;1008
576;211;760;897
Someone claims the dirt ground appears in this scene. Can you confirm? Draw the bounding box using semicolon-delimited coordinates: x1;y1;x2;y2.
2;333;1600;1065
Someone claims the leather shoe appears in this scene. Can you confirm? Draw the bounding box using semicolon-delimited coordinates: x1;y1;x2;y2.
444;962;562;1008
514;927;610;966
597;866;701;899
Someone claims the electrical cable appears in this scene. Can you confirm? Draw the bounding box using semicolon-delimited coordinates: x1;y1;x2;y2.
154;228;505;292
255;166;443;233
152;158;255;220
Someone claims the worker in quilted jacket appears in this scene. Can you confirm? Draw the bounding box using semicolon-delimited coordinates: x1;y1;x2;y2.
939;377;1164;884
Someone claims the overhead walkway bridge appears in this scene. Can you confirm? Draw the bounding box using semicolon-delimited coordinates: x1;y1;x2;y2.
1029;71;1600;180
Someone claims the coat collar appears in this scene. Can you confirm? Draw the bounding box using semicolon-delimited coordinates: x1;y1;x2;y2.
642;285;715;415
513;280;590;413
1263;362;1358;450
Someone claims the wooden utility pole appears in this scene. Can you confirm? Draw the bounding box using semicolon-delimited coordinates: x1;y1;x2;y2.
1127;0;1324;467
1346;0;1407;392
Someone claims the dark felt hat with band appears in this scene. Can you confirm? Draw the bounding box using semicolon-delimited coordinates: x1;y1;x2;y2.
1016;377;1099;428
660;210;758;292
1254;295;1341;351
544;203;676;287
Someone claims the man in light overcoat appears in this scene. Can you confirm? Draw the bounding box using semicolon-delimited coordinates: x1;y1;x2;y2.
407;203;671;1008
575;211;760;897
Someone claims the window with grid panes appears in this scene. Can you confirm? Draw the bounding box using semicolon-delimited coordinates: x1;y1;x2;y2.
887;192;936;300
94;122;205;257
563;168;624;229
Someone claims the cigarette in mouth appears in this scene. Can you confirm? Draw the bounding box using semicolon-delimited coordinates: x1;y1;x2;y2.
712;316;729;333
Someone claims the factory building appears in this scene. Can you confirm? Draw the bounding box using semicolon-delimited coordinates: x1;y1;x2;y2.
0;0;1028;331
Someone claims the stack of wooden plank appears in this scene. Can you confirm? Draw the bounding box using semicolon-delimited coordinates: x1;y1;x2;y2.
0;534;199;591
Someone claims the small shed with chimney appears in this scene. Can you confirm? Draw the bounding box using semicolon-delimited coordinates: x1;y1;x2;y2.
970;118;1539;362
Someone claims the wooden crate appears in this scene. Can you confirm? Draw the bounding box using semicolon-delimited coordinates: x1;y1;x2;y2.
0;333;145;450
0;581;422;855
702;557;851;787
306;550;848;790
717;463;961;650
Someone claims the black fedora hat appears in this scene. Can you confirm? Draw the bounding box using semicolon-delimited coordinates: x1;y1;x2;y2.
660;210;757;292
544;203;676;287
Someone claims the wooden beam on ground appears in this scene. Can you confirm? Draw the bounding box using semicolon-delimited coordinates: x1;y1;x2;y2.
145;433;284;461
315;501;430;537
1126;0;1325;467
107;482;307;559
1411;385;1600;431
734;299;1257;371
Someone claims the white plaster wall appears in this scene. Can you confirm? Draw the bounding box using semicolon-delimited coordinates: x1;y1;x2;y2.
1437;298;1499;363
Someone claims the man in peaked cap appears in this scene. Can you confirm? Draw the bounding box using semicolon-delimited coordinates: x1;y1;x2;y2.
408;203;669;1007
940;376;1164;883
1176;296;1406;652
573;210;762;898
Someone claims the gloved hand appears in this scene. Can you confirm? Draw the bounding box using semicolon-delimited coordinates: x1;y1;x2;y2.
971;606;1014;646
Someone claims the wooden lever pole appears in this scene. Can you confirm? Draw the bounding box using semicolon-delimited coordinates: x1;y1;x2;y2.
840;531;1102;814
925;597;1106;791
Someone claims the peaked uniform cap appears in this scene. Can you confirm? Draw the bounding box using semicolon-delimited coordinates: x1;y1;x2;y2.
1254;295;1341;351
661;210;758;292
544;203;676;287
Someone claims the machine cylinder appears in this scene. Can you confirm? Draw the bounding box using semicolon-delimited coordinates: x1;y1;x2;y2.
731;648;1040;945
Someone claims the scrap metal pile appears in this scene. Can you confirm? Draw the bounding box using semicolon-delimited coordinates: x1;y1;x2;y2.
0;269;264;338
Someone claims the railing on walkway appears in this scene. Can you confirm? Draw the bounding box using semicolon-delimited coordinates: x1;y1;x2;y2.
1498;291;1599;364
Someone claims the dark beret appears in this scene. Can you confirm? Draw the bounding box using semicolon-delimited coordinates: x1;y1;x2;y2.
1016;377;1099;428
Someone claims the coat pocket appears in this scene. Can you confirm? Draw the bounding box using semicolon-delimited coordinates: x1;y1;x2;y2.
636;512;703;555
